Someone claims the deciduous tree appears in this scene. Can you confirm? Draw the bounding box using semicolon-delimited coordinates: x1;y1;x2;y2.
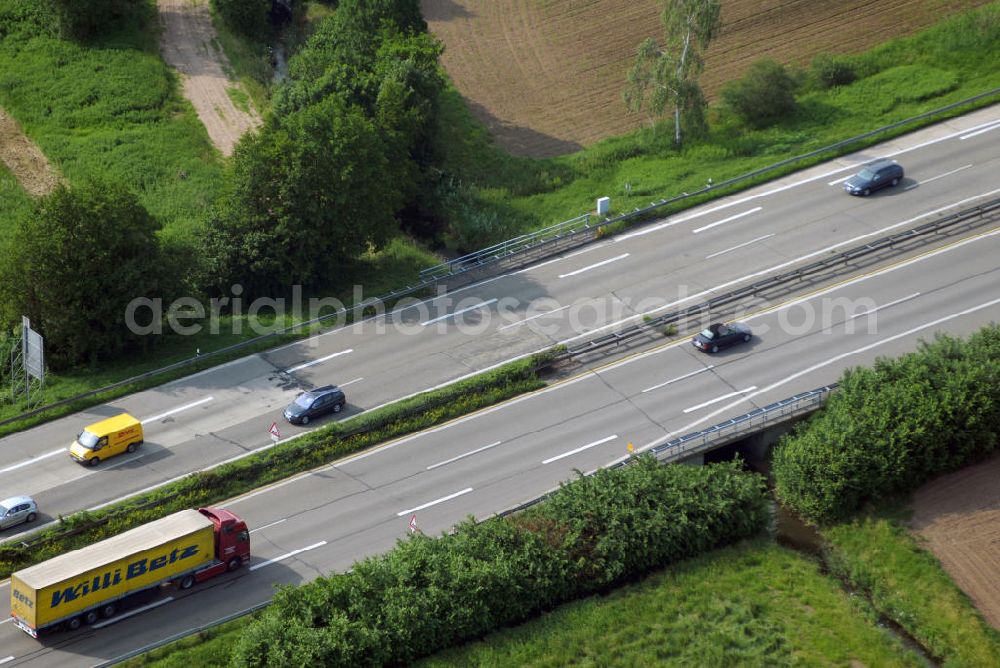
0;180;166;369
202;96;405;297
624;0;721;145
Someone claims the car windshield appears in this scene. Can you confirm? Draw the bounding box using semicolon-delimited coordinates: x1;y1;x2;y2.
699;328;716;340
857;168;876;180
293;394;314;409
77;430;99;449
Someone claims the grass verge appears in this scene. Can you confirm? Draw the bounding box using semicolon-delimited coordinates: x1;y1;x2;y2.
0;236;439;436
419;539;923;667
121;539;925;667
435;3;1000;242
118;614;252;668
823;510;1000;666
0;350;556;578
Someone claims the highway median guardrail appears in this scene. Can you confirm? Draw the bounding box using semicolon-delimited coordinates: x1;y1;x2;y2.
0;351;556;559
420;88;1000;283
98;382;835;665
561;196;1000;359
497;383;837;519
3;89;998;434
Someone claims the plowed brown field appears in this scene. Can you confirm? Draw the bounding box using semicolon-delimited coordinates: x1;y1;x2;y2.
910;454;1000;630
422;0;993;157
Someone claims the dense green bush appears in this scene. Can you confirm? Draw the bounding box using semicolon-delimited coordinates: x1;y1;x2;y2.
0;179;171;369
49;0;142;41
210;0;271;40
0;351;554;576
0;0;57;39
232;457;768;667
721;59;798;128
773;325;1000;524
810;53;856;89
203;0;444;297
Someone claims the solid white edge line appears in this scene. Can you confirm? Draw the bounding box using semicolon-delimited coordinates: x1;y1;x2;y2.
397;487;474;516
692;207;762;234
250;518;287;533
6;223;996;549
542;435;618;465
642;366;714;393
705;234;774;259
427;441;503;470
142;396;214;424
285;348;353;373
420;299;498;327
91;598;174;629
682;387;758;414
850;293;921;319
959;120;1000;139
249;541;328;571
555;187;1000;347
630;294;1000;460
558;253;630;279
0;448;67;474
340;225;1000;468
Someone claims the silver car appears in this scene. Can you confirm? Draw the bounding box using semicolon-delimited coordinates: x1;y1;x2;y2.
0;495;38;530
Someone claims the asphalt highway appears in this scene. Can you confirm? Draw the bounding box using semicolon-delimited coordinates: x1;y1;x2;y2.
0;107;999;663
2;199;998;666
1;107;998;545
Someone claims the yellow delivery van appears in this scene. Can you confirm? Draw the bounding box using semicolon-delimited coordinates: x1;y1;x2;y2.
69;413;143;466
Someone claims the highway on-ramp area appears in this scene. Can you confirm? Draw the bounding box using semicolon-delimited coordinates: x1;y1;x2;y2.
2;192;999;666
1;106;998;546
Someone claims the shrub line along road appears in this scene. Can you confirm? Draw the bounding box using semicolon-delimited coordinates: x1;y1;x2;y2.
0;107;998;664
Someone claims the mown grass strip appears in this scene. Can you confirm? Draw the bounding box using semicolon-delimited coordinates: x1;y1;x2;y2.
0;350;557;578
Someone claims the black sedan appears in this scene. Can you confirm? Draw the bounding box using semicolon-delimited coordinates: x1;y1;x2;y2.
283;385;346;425
692;322;752;353
843;158;904;196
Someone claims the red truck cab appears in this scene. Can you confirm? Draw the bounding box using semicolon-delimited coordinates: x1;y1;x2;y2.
196;507;251;582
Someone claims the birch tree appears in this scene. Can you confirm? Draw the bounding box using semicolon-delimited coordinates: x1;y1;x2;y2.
624;0;722;145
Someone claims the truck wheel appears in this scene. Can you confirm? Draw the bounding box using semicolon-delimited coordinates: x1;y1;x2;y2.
89;457;100;467
100;603;116;618
84;610;99;625
66;617;82;631
127;442;138;453
227;557;243;572
179;575;195;590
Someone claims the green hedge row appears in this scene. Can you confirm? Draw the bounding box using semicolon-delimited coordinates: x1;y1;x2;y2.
773;324;1000;524
232;457;769;667
0;351;555;577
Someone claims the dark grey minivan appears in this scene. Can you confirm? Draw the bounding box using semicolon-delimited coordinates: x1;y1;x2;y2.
843;159;904;196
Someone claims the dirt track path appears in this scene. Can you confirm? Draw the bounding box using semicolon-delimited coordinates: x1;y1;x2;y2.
157;0;261;156
0;108;60;196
